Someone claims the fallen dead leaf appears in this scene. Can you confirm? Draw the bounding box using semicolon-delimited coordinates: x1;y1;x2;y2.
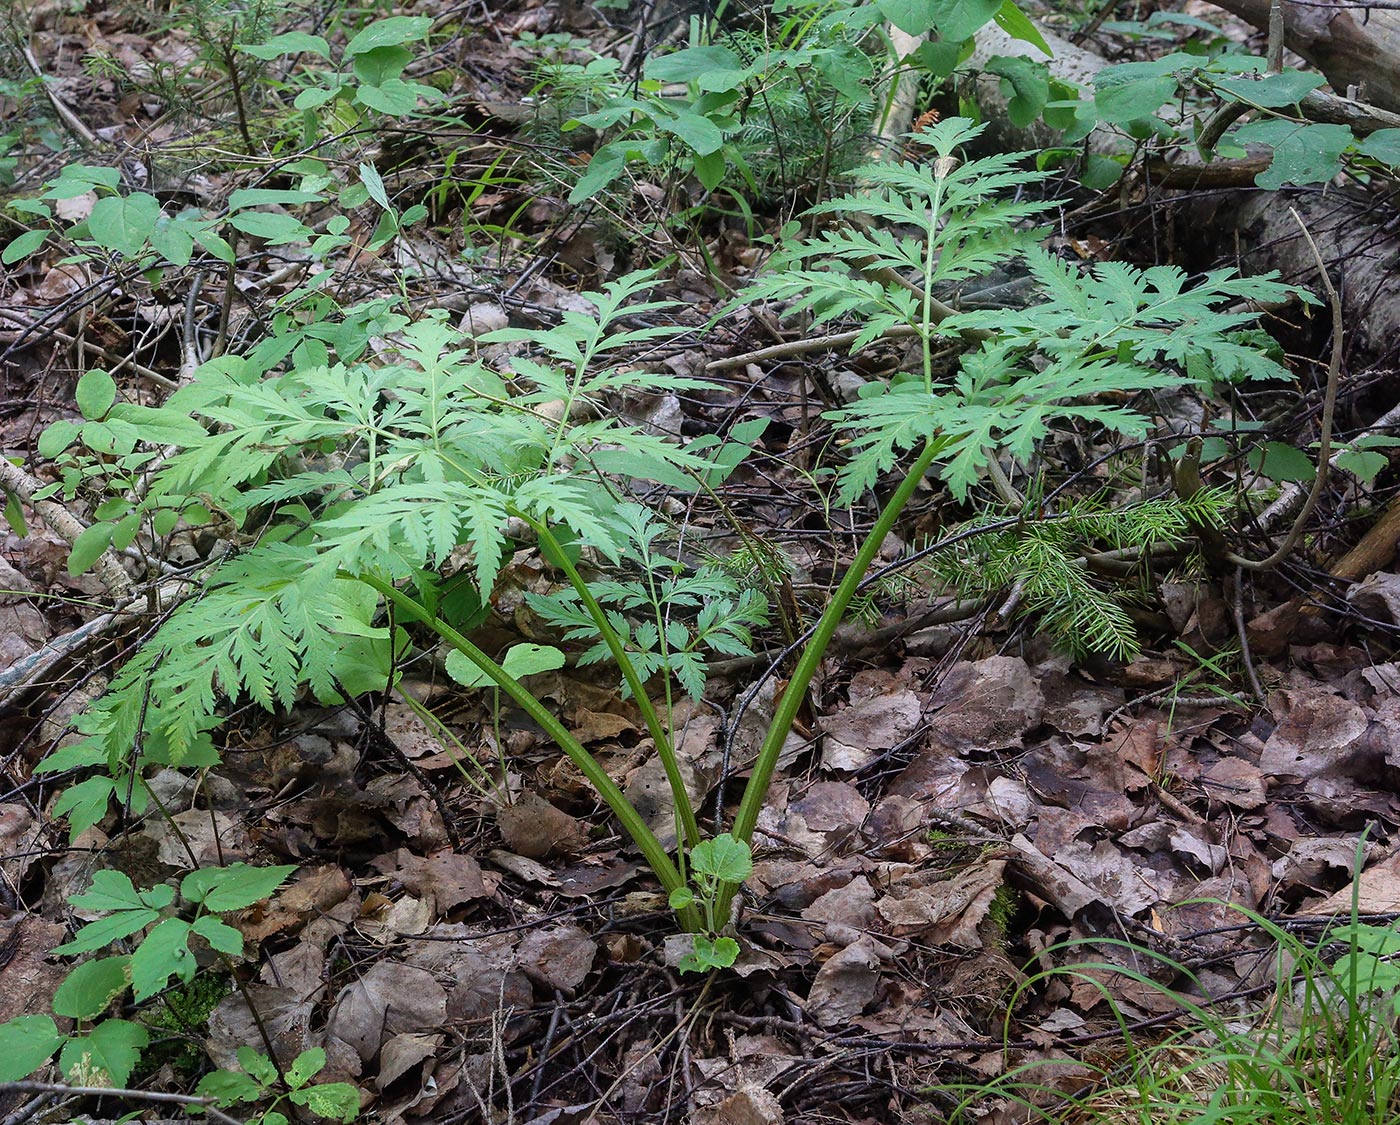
625;752;703;850
1259;689;1370;781
0;915;67;1025
497;790;587;859
487;848;562;887
926;655;1045;753
1347;571;1400;624
207;985;309;1070
328;962;448;1064
804;935;886;1028
801;875;876;933
376;1032;442;1091
374;847;498;911
877;860;1007;948
1275;837;1372;896
1201;757;1266;809
759;781;870;858
691;1086;784;1125
0;804;43;888
818;671;923;772
516;924;596;994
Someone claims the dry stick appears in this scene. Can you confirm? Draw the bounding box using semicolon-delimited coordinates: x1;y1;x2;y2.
706;267;991;373
1253;399;1400;535
0;310;178;391
706;324;920;372
1231;565;1268;704
0;602;132;704
0;1082;245;1125
0;1091;54;1125
0;457;132;597
178;269;207;382
1267;0;1285;72
866;263;994;345
1226;208;1343;572
18;43;99;149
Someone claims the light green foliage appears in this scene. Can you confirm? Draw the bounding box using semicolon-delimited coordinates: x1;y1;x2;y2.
543;0;1041;208
0;1017;67;1083
35;271;759;830
0;71;49;188
0;865;293;1086
528;504;768;700
21;116;1305;967
4;163;235;269
446;642;566;688
960;20;1400;190
241;14;445;119
1330;434;1400;487
1;152;430;274
985;881;1018;937
746;118;1294;507
198;1046;360;1124
949;248;1301;384
670;834;753;972
540;0;1050;208
0;9;440;272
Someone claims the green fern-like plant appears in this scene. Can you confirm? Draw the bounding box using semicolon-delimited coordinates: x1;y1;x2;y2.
21;118;1308;977
36;274;743;860
527;503;768;702
743;118;1299;503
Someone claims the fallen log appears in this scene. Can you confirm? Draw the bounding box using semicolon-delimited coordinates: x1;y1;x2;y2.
1208;0;1400;114
963;19;1400;369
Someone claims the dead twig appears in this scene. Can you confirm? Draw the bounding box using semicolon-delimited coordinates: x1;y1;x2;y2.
0;309;178;390
707;323;922;372
1226;208;1343;572
0;1081;246;1125
1230;567;1268;704
17;43;99;149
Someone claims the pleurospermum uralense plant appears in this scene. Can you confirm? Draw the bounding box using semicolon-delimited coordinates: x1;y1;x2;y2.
17;119;1300;997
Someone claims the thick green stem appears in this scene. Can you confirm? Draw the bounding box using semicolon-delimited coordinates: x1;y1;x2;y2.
522;515;702;854
716;438;942;920
354;570;702;932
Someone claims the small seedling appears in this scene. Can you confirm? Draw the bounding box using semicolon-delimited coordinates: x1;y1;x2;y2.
196;1046;360;1125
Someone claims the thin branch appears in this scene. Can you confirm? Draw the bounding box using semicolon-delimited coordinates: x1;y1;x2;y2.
1227;208;1343;571
0;457;133;597
0;1081;246;1125
1267;0;1285;72
707;324;920;371
18;43;99;149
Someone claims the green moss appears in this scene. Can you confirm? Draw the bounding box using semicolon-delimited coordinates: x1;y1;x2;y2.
134;973;231;1078
986;881;1020;939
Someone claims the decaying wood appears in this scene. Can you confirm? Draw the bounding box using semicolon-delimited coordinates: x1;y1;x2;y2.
1295;88;1400;135
0;457;132;599
1208;0;1400;114
968;22;1400;182
1330;494;1400;583
1222;188;1400;365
